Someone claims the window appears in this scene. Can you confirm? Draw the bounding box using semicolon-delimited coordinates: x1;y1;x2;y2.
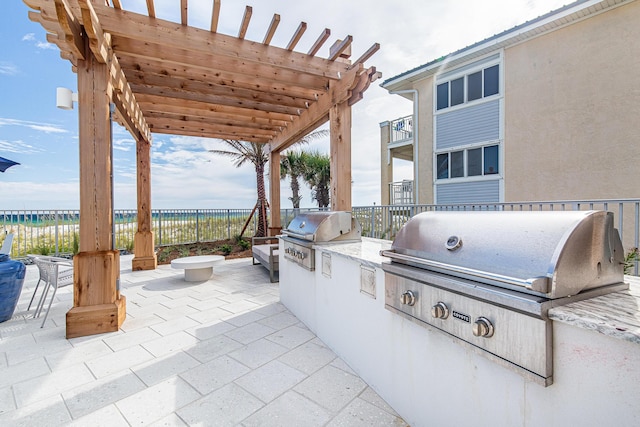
450;77;464;106
436;144;499;180
467;71;482;101
437;82;449;110
436;64;500;110
484;65;499;97
484;145;499;175
467;148;482;176
451;151;464;178
437;153;449;179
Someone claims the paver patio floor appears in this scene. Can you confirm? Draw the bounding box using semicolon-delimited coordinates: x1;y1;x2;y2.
0;255;406;426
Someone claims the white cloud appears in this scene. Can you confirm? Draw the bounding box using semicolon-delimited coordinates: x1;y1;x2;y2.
0;62;18;75
22;32;55;50
35;41;56;50
0;117;68;134
0;139;45;154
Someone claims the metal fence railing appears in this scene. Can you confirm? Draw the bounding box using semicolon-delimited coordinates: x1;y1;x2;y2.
2;199;639;274
1;208;257;259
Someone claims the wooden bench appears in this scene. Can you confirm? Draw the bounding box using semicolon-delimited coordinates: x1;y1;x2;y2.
252;236;279;283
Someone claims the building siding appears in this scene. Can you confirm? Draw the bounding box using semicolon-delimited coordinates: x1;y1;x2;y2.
436;180;500;204
436;99;500;150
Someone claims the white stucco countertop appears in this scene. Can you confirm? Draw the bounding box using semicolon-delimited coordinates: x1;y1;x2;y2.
313;237;640;346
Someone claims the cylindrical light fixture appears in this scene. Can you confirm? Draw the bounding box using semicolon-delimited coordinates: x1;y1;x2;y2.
56;87;78;110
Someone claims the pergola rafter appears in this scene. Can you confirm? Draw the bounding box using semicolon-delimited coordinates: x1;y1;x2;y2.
23;0;380;339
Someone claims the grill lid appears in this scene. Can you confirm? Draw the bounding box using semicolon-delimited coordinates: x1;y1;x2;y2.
381;211;624;298
283;211;361;242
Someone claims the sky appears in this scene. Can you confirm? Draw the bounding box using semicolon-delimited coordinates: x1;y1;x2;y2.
0;0;568;211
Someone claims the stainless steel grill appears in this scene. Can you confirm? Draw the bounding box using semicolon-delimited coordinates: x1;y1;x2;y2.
281;211;362;270
380;210;627;386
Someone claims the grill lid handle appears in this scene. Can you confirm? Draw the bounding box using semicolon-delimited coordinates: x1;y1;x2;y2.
380;249;550;293
282;230;315;240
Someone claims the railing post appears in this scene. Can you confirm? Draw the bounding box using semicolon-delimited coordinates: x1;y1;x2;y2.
635;202;639;276
370;206;375;238
227;210;231;239
196;209;200;242
54;210;59;256
158;210;162;245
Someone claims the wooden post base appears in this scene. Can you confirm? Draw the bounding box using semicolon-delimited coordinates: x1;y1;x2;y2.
66;296;126;339
132;255;157;271
66;250;125;338
132;231;157;270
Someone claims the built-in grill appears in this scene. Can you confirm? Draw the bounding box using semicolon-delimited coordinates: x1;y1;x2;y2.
380;210;627;386
281;211;362;270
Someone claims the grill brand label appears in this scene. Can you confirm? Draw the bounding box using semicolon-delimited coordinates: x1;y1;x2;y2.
452;311;470;323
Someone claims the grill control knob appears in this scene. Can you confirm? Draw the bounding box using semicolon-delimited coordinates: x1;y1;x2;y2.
400;290;416;306
473;317;494;338
431;302;449;319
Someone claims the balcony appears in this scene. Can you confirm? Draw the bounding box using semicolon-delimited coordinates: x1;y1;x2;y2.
389;180;414;205
389;115;413;144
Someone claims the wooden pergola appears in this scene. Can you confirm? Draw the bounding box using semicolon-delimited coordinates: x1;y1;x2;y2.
24;0;379;338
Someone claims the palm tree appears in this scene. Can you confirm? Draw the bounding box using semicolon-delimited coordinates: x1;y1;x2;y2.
280;150;308;209
210;140;269;237
303;150;331;209
280;130;329;209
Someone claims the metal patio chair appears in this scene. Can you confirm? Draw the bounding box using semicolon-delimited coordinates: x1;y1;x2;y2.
30;256;74;328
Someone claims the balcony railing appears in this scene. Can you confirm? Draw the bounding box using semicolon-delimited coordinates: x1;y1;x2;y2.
389;180;414;205
390;115;413;144
2;199;639;274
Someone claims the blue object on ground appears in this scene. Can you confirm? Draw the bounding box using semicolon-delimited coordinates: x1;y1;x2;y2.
0;254;27;322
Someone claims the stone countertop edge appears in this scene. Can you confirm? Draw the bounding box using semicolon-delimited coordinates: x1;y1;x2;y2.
548;276;640;345
312;237;393;269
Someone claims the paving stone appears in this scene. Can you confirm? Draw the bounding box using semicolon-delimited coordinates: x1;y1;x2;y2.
278;341;337;375
132;351;200;386
180;355;250;394
0;357;50;389
294;365;367;413
141;331;200;357
13;363;95;407
86;345;154;378
241;390;331;427
63;370;146;419
116;377;201;426
0;395;72;427
103;327;162;352
326;397;407;427
228;338;289;369
235;360;306;403
177;383;264;426
266;324;315;349
224;322;276;345
184;334;243;363
68;404;130;426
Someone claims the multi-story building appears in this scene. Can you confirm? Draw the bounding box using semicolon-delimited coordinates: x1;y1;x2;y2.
380;0;639;206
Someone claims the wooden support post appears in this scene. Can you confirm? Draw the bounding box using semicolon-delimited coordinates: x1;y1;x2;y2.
269;150;281;236
132;138;157;270
330;101;352;211
66;35;125;339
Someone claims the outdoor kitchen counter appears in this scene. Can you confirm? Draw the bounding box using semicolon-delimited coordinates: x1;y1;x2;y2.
315;237;640;346
312;236;392;269
548;275;640;345
281;237;640;426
